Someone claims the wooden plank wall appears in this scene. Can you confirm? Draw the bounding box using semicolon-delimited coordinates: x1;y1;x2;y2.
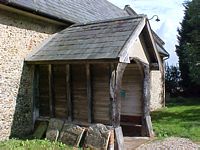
91;64;110;124
71;64;88;122
53;65;68;118
121;64;143;116
38;65;50;116
37;63;111;125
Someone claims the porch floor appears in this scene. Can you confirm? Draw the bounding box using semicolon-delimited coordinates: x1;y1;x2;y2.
124;137;150;150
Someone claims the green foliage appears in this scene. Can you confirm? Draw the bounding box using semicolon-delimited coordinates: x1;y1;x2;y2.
176;0;200;89
0;139;73;150
165;64;182;96
152;98;200;141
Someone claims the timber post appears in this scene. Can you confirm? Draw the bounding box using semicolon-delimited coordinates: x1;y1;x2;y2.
109;63;127;150
110;63;127;127
32;65;39;130
109;63;115;125
66;64;72;121
143;64;154;137
86;63;92;123
133;58;154;137
48;64;55;117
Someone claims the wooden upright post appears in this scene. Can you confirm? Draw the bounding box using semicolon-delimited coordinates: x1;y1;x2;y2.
143;64;154;137
109;63;127;150
133;58;154;137
48;64;55;117
32;65;39;129
109;63;115;125
66;64;72;121
86;64;92;123
110;63;127;128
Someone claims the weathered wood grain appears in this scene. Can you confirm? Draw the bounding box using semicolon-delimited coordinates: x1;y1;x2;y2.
121;63;143;116
32;65;39;128
48;64;55;117
114;127;124;150
111;63;127;127
71;64;88;122
133;58;154;137
86;64;92;123
39;65;50;117
91;64;110;124
142;64;154;137
53;65;67;119
66;64;72;121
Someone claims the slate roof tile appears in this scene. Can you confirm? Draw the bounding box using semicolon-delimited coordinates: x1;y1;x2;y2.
2;0;129;23
1;0;168;57
26;16;144;62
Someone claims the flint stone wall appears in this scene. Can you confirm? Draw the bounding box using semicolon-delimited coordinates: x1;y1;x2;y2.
0;8;62;141
150;70;164;111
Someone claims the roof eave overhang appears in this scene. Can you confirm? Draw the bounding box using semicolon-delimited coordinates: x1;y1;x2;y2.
118;16;163;70
25;58;119;65
159;51;170;58
145;21;163;71
156;44;170;58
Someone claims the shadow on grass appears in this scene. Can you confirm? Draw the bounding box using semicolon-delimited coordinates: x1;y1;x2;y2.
151;98;200;141
152;107;200;127
166;97;200;107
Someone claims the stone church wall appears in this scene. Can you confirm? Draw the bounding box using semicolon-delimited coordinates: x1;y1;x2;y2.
0;8;62;140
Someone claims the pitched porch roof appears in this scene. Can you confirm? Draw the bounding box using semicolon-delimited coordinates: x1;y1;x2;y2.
0;0;168;58
26;16;147;62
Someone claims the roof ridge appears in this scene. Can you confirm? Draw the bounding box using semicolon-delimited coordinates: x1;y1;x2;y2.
71;14;146;28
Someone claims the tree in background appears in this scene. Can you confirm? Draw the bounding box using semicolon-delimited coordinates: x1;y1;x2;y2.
176;0;200;95
165;64;182;96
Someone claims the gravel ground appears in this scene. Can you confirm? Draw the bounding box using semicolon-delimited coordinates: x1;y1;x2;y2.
136;137;200;150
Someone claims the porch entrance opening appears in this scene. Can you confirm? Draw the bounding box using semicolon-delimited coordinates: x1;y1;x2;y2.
120;63;143;136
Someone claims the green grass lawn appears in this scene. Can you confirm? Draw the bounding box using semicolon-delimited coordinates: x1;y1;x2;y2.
0;139;73;150
152;97;200;142
1;97;199;149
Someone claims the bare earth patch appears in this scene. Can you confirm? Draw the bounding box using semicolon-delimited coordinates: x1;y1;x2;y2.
136;137;200;150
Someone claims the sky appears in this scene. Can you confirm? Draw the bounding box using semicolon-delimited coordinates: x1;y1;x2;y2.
108;0;186;65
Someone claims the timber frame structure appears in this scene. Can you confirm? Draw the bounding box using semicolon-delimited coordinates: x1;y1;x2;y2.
31;61;154;136
0;0;170;145
26;15;164;138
